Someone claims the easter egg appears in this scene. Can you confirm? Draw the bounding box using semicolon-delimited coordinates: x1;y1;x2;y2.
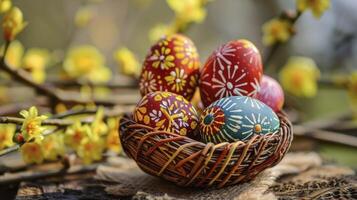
256;75;284;112
133;91;199;137
198;96;279;144
139;34;200;100
199;39;263;107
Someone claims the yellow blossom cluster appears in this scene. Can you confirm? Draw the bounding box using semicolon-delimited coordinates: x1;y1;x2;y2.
0;41;50;83
0;124;15;150
149;0;211;42
113;47;141;77
262;0;330;46
262;18;292;46
63;45;112;84
2;6;27;41
64;107;122;164
297;0;330;18
279;56;320;98
19;106;48;142
17;107;65;164
21;132;65;164
0;0;11;13
17;106;122;165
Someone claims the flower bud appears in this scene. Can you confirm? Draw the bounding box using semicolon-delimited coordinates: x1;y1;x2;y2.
0;0;12;13
2;7;27;41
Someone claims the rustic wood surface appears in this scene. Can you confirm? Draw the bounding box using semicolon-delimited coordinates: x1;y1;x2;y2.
1;152;354;200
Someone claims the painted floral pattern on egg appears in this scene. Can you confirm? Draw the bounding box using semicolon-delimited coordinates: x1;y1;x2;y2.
198;96;280;144
200;39;263;107
133;91;199;137
139;34;200;100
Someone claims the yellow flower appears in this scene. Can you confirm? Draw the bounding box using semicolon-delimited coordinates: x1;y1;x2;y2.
106;117;122;154
0;124;15;150
91;107;108;136
76;127;104;164
1;40;24;68
20;139;44;164
23;48;50;71
297;0;330;18
0;0;11;13
262;18;292;46
22;48;50;84
41;132;65;161
2;7;27;41
167;0;206;24
63;45;111;83
64;121;87;149
279;56;320;98
113;47;140;77
74;6;93;27
20;106;48;142
149;23;175;43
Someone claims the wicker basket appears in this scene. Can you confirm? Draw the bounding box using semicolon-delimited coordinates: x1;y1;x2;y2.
119;112;293;188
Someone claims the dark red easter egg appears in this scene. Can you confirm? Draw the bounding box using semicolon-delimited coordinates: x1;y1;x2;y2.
139;34;200;100
133;91;199;137
256;75;284;112
199;39;263;107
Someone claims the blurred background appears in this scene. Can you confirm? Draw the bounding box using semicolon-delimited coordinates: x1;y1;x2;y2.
9;0;355;118
1;0;357;168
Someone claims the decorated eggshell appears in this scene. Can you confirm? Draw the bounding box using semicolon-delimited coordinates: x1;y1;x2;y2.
133;91;199;137
198;96;280;144
256;75;284;112
199;39;263;107
139;34;200;100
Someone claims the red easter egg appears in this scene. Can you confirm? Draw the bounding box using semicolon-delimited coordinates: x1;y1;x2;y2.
199;39;263;107
256;75;284;112
133;91;199;137
139;34;200;100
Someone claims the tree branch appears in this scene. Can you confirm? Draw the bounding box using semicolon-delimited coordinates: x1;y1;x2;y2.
0;116;73;127
0;59;118;106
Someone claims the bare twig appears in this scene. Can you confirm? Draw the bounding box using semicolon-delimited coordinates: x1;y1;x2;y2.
0;145;20;157
48;78;138;89
294;125;357;148
0;116;73;127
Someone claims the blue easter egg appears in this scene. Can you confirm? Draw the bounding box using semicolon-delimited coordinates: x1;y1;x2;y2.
198;96;280;144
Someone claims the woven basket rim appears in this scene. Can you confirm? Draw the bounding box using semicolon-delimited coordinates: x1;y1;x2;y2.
119;111;293;188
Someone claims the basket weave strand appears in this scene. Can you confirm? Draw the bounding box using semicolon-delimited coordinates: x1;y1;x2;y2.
119;112;293;188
